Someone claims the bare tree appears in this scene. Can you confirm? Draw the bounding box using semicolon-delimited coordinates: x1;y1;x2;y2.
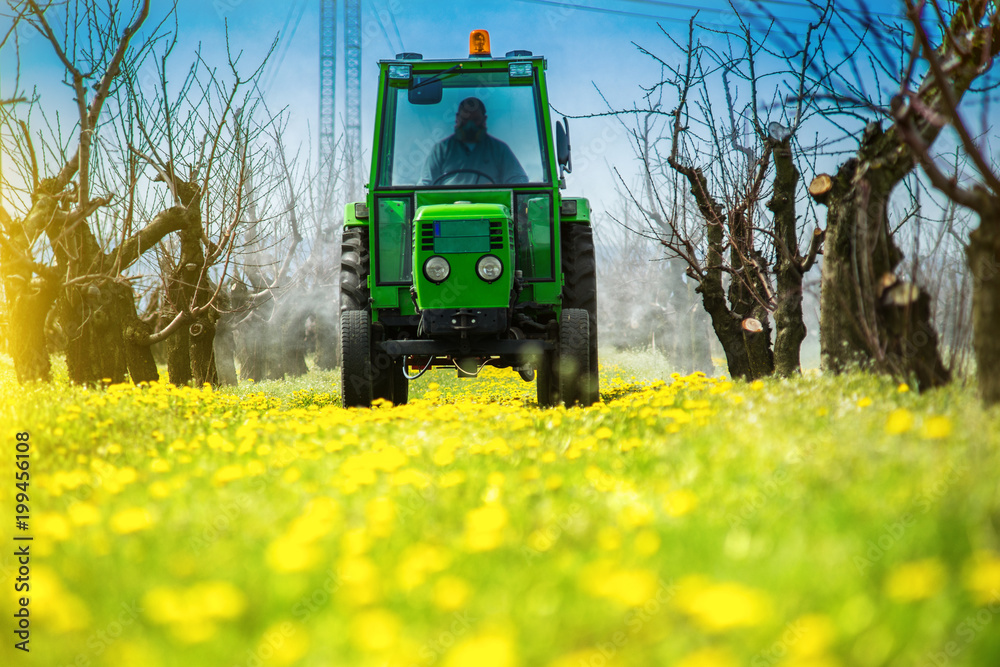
892;0;1000;404
0;1;274;386
606;16;826;381
798;0;997;388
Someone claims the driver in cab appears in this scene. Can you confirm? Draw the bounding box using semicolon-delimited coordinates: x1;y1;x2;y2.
420;97;528;186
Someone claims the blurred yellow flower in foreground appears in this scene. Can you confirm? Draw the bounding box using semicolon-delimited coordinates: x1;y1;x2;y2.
31;566;91;633
664;489;698;517
433;575;471;611
444;631;517;667
962;550;1000;605
677;647;738;667
464;503;508;552
110;507;154;534
920;416;952;440
143;580;247;643
351;608;400;652
884;408;914;435
581;561;659;607
884;558;946;602
675;576;772;631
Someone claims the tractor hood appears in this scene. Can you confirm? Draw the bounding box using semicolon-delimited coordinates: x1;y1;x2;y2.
412;202;516;311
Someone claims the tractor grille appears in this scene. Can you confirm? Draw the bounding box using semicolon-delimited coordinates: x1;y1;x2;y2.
421;219;506;253
489;220;504;250
420;223;435;251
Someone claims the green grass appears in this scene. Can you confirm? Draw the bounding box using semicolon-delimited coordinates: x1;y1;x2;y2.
1;351;998;667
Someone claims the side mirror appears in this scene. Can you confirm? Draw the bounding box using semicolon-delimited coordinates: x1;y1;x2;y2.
555;118;572;175
408;77;443;105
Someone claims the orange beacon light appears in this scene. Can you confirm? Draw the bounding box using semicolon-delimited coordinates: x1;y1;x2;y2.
469;30;491;57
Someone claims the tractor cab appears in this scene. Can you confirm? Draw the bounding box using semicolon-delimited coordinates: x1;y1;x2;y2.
340;30;598;408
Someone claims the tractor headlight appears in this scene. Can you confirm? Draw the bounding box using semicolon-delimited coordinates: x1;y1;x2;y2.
476;255;503;282
424;256;450;283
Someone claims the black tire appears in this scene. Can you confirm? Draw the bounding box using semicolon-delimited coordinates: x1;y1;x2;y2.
562;222;600;403
341;310;373;407
558;308;591;406
341;227;370;312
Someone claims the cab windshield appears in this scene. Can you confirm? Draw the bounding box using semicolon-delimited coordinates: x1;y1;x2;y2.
378;68;550;187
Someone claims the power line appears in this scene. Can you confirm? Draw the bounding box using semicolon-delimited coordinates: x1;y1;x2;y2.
515;0;906;28
628;0;907;22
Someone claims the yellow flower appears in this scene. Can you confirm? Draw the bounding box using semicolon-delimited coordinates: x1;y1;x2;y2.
31;566;91;633
962;551;1000;605
351;608;400;652
857;397;873;408
675;576;772;631
884;408;914;435
664;489;698;517
897;383;910;393
787;614;837;658
676;647;738;667
432;575;471;611
464;503;509;552
920;416;952;440
67;502;100;526
36;512;71;541
110;507;154;534
444;632;516;667
581;562;658;607
396;543;450;590
885;558;946;602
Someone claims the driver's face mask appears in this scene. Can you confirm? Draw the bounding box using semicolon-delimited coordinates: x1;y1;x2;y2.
455;116;486;143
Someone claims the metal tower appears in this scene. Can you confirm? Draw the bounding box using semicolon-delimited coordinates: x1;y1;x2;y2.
319;0;336;173
344;0;362;199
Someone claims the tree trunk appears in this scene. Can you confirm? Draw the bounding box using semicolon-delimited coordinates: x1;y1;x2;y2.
59;282;128;385
1;210;56;382
4;280;56;383
189;316;219;386
113;281;159;384
968;205;1000;405
700;216;774;382
768;136;808;377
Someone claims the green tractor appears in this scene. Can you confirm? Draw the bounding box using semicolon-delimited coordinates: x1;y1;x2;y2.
340;29;598;408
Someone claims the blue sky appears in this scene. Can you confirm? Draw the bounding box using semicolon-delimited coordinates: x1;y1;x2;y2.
2;0;907;214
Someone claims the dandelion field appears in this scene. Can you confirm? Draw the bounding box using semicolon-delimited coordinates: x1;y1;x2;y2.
2;353;999;667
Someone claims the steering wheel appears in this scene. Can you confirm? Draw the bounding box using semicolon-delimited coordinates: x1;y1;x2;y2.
432;169;497;185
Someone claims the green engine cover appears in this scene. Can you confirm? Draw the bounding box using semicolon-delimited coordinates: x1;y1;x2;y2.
412;202;515;310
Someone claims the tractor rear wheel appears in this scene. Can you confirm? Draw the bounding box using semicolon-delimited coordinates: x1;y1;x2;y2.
558;308;591;406
562;222;599;403
341;227;370;312
341;310;373;407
